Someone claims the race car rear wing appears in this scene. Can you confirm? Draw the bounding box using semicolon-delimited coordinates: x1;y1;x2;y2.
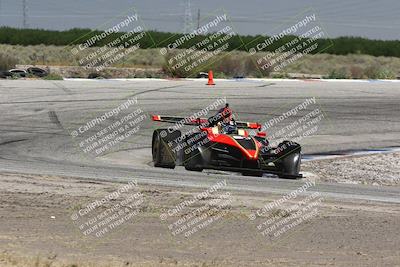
151;115;261;129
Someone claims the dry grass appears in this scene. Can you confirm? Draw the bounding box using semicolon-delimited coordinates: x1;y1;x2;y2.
0;44;164;68
1;44;399;78
0;53;18;71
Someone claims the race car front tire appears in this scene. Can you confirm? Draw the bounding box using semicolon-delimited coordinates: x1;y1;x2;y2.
277;152;301;179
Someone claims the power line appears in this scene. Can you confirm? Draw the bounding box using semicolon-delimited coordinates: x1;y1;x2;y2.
183;0;193;33
197;8;200;30
22;0;28;28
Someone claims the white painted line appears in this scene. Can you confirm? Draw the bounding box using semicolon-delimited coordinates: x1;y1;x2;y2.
63;77;400;83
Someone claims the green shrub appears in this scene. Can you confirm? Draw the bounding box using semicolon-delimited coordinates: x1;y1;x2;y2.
271;72;289;78
213;71;228;79
161;52;187;78
42;73;63;80
327;68;351;79
364;65;396;79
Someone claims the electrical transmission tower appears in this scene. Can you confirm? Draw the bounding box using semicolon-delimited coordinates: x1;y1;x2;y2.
22;0;28;28
183;0;193;33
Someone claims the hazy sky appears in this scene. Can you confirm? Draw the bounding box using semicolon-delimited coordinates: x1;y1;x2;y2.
0;0;399;40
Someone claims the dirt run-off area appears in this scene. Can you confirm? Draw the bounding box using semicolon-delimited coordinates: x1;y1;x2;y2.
1;153;400;267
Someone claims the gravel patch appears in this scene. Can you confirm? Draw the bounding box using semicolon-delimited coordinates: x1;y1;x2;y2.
303;152;400;186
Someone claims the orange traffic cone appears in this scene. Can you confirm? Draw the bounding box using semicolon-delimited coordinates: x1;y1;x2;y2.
207;70;215;85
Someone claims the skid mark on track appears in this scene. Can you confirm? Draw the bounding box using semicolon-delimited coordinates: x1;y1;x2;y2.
0;139;28;146
257;83;276;87
48;111;64;129
50;81;73;95
127;85;185;98
0;85;187;105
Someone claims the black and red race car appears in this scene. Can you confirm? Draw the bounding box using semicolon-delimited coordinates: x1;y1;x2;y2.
151;114;302;179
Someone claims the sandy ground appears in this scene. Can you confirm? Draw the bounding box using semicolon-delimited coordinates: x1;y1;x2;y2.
1;167;400;267
303;152;400;186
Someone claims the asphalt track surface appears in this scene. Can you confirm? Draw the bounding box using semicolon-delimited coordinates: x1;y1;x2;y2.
0;79;399;203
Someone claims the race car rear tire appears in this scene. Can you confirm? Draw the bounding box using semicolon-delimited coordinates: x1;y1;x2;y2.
152;129;179;169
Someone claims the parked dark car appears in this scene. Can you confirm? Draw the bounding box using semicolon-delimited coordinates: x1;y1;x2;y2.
27;67;48;77
88;73;105;79
0;71;13;79
9;69;27;78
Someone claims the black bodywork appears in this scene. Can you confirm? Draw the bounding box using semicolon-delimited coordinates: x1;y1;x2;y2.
152;128;302;179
